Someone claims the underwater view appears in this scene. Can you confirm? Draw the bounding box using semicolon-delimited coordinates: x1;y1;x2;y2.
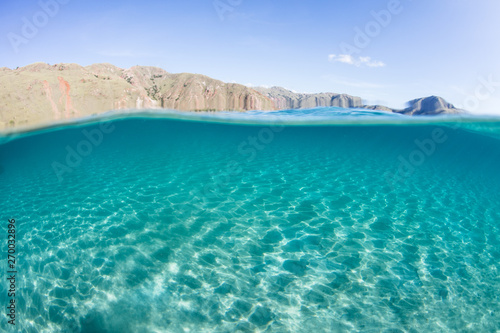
1;108;499;332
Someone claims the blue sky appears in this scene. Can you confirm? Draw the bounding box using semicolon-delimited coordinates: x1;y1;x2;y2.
1;0;500;113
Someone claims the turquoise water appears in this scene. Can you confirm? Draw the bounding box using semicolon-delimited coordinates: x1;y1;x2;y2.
0;108;499;332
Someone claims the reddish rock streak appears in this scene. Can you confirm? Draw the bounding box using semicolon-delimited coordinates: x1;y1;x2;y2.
57;76;78;118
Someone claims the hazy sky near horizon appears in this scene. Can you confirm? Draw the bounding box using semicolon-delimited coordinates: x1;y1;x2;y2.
1;0;500;113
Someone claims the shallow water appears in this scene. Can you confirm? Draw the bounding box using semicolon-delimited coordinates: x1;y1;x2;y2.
0;108;499;332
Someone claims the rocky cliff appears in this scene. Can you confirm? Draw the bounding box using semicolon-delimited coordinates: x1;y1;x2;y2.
0;62;464;130
0;63;274;129
254;86;363;109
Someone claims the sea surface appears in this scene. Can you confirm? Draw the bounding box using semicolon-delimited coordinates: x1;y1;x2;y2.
0;108;499;332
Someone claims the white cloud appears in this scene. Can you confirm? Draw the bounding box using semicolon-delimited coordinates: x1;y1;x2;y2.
328;54;386;68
